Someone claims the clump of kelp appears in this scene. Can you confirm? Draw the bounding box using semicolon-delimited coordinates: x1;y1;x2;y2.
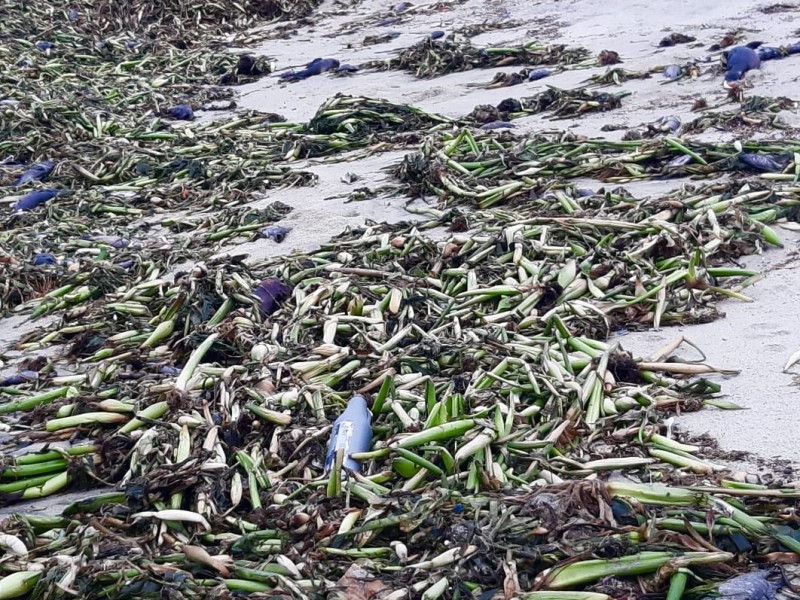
4;125;800;597
466;87;630;124
0;0;322;45
394;128;800;206
3;1;800;599
360;37;596;78
682;95;798;134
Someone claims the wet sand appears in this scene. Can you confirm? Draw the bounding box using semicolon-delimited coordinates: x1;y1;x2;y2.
2;0;800;517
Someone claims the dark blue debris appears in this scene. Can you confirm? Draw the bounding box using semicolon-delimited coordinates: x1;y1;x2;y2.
126;39;139;50
575;188;595;197
727;531;753;553
724;46;761;83
33;253;57;266
279;58;340;82
260;225;291;243
528;68;551;81
158;365;181;376
429;30;445;40
788;42;800;55
377;17;400;26
254;278;292;316
394;2;413;13
12;188;59;212
702;570;782;600
17;59;34;68
36;41;55;51
480;121;515;130
68;8;78;21
757;46;783;61
663;64;682;79
0;371;39;387
119;260;135;269
167;104;194;120
739;153;790;172
13;160;55;187
324;395;373;474
610;498;638;525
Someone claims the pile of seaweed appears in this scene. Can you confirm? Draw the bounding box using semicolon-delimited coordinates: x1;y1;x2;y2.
2;1;800;599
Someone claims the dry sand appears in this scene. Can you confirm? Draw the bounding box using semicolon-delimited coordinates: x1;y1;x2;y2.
2;0;800;516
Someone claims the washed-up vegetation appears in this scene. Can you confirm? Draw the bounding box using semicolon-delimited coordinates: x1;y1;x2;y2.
360;37;599;79
2;1;800;599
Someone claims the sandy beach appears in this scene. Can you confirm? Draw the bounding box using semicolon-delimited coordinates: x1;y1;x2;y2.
2;0;800;594
2;0;799;504
216;0;800;467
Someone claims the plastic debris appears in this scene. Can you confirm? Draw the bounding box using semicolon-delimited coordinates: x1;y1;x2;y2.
324;395;373;474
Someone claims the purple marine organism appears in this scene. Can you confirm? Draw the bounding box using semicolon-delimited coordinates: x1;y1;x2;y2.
324;395;373;475
701;569;786;600
0;370;39;386
663;64;682;80
480;121;515;130
259;225;291;243
528;68;551;81
253;278;292;316
722;46;762;87
738;152;791;173
11;188;59;212
33;253;57;266
167;104;194;120
279;58;340;82
721;40;800;88
13;160;55;187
